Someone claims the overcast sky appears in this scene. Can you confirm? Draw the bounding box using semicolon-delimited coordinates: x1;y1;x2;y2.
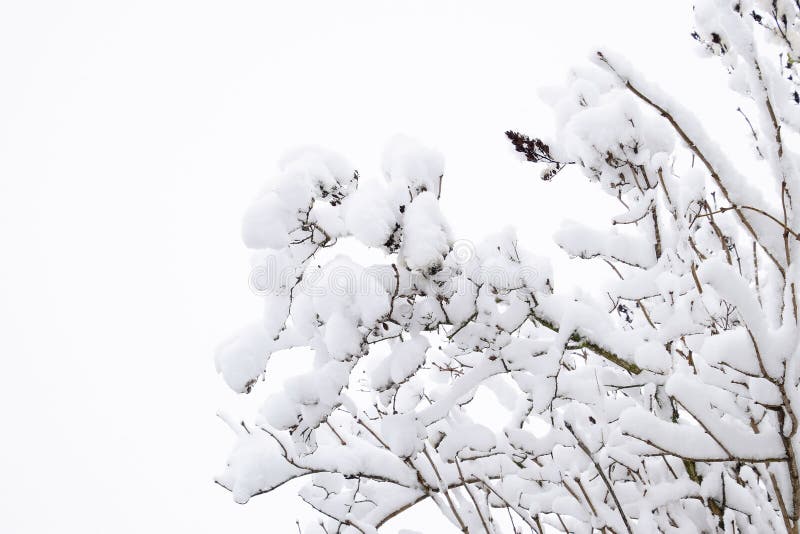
0;1;712;532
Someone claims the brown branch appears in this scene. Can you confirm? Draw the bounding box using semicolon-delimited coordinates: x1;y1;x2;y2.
652;205;663;260
694;204;800;240
374;474;508;529
477;476;541;533
455;456;491;534
532;309;643;375
690;262;703;294
423;446;468;532
566;422;633;534
447;312;478;340
754;240;763;306
671;398;733;458
770;470;796;534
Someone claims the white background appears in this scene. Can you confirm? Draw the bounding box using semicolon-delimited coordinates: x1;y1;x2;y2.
0;1;712;532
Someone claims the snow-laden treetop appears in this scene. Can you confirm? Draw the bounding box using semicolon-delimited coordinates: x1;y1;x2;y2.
216;1;800;532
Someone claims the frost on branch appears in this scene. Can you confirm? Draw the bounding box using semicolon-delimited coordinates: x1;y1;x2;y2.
217;2;800;533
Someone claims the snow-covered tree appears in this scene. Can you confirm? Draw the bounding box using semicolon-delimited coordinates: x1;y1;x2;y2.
216;1;800;532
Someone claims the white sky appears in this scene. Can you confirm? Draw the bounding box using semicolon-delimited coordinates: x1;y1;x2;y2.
0;1;721;532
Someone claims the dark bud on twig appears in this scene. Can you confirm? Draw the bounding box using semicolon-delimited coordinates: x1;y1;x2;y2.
505;130;571;180
505;130;552;163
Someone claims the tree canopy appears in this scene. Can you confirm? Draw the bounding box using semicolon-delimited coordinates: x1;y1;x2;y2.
216;1;800;532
